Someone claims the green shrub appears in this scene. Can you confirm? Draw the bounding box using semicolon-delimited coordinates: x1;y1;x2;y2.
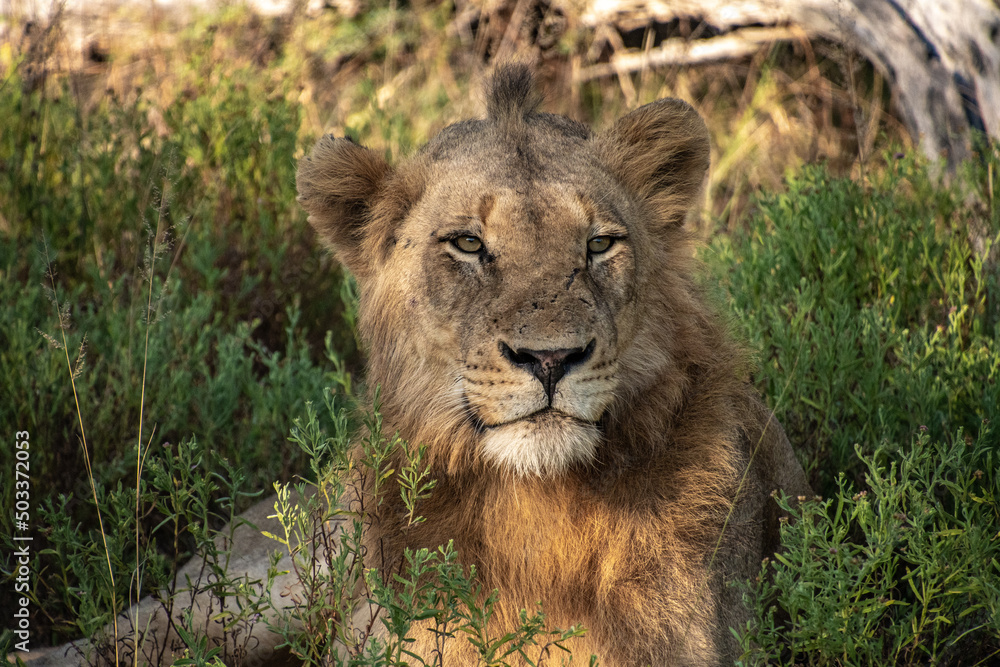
32;437;264;651
709;151;1000;664
709;154;1000;490
0;18;346;635
739;428;1000;666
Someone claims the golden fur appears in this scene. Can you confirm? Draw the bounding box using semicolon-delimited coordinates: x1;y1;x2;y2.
296;65;811;666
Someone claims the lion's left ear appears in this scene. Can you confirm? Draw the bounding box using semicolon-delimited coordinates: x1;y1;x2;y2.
596;98;710;228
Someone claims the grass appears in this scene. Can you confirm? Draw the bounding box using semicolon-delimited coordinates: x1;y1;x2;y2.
0;1;996;664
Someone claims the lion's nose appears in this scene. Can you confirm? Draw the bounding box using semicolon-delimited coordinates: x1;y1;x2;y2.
499;340;595;404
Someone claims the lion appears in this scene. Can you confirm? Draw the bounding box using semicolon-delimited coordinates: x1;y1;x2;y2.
293;64;811;665
24;65;809;667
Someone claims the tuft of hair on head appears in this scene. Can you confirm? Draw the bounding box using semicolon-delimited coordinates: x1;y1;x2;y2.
485;63;543;130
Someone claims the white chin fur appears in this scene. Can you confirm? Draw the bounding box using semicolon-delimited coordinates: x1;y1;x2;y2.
480;413;601;476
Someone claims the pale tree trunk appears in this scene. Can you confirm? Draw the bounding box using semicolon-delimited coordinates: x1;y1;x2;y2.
577;0;1000;169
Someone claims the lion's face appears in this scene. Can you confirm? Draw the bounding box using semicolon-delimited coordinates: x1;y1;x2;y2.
380;160;644;474
298;67;710;476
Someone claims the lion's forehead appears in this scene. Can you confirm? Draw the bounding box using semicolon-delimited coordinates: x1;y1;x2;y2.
423;184;583;243
406;172;632;251
421;114;593;169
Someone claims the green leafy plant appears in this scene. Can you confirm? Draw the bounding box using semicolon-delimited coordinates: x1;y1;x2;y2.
34;436;270;665
714;148;1000;664
0;15;342;638
739;427;1000;666
709;152;1000;490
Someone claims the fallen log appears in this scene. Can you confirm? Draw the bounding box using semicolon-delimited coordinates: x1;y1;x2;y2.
578;0;1000;169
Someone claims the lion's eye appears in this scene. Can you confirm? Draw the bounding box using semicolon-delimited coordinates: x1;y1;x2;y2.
452;235;483;253
587;236;614;254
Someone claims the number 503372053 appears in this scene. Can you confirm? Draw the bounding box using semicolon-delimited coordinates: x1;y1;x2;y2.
14;431;30;524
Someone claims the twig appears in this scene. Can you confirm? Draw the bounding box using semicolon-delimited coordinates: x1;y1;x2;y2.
575;27;804;82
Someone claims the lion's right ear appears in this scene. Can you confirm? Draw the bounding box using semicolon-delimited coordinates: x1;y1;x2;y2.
297;135;393;278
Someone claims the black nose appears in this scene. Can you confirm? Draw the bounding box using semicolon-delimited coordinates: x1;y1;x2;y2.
499;340;595;404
